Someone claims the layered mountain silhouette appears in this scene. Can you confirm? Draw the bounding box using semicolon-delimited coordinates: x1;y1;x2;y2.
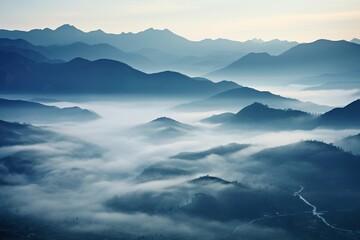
317;99;360;128
209;40;360;84
0;25;297;75
0;50;237;95
298;69;360;90
0;98;100;123
0;38;51;63
175;87;329;112
250;140;360;197
189;175;234;185
202;99;360;130
0;38;154;70
0;25;297;56
202;102;316;130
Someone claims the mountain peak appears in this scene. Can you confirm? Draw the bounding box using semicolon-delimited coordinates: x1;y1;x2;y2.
89;29;106;34
235;102;270;115
151;117;179;124
142;28;172;33
244;102;268;109
234;102;309;120
67;57;90;64
189;175;232;185
55;24;81;32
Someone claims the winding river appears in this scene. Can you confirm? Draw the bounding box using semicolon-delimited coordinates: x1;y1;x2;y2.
293;185;353;232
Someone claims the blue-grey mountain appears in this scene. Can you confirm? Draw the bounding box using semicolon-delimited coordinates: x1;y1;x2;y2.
175;87;329;112
203;99;360;130
0;98;99;123
0;25;298;75
210;40;360;84
0;50;238;95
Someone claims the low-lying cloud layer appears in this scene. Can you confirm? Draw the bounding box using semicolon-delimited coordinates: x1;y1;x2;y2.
1;99;360;240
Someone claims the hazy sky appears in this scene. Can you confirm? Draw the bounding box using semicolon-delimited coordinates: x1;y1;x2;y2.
1;0;359;42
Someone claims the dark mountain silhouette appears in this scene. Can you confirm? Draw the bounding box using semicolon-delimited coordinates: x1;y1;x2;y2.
210;40;360;83
317;99;360;128
175;87;329;112
0;38;51;62
0;50;238;95
107;172;306;223
0;38;154;71
106;141;360;236
202;103;316;130
42;42;154;70
0;98;100;123
230;102;311;121
202;99;360;130
251;140;360;195
189;175;233;185
171;143;250;160
336;133;360;155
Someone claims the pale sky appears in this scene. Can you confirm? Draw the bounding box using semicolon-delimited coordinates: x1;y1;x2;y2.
1;0;359;42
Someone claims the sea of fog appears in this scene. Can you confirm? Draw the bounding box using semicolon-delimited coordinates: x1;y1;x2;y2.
1;87;360;239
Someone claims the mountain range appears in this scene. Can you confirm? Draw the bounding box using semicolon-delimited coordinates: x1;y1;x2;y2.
202;102;316;130
175;87;329;112
202;99;360;130
0;25;297;56
297;69;360;90
209;40;360;85
0;50;237;96
0;25;298;75
0;98;99;123
1;25;359;87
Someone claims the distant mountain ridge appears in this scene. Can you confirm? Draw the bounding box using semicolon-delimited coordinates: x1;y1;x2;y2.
0;38;154;71
0;24;297;56
0;25;298;75
297;69;360;90
0;50;238;96
318;99;360;128
0;98;100;123
202;102;316;130
210;40;360;84
175;87;329;112
203;99;360;130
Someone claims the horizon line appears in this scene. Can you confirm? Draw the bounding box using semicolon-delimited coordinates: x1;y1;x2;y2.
1;23;359;44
